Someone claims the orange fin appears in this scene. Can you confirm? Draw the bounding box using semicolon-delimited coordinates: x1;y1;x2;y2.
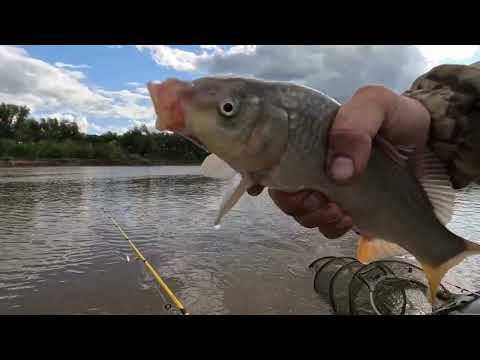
357;236;409;264
421;263;449;305
421;240;480;305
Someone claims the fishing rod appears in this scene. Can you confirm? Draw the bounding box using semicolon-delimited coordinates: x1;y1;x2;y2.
109;215;190;315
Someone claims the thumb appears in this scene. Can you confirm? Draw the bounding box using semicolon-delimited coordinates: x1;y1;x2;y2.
327;86;393;184
327;129;373;184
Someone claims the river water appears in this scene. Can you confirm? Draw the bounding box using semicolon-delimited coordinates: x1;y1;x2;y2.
0;166;479;314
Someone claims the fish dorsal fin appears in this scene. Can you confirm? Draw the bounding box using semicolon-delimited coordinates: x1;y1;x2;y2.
410;151;456;225
201;154;237;180
357;236;409;263
215;173;253;226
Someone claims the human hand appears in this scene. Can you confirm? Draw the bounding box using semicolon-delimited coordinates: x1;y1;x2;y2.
248;85;431;238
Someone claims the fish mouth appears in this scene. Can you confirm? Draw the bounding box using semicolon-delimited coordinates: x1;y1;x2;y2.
147;78;192;132
147;79;209;152
180;133;209;152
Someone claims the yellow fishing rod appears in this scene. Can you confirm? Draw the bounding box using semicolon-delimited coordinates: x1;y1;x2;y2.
110;216;190;315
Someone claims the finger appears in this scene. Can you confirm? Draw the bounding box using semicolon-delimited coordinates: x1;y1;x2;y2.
247;184;265;196
269;190;328;217
328;86;396;184
293;202;343;229
318;215;353;239
328;129;373;184
382;95;431;151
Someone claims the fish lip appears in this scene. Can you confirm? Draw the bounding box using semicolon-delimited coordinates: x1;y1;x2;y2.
174;128;209;152
147;79;207;151
147;79;192;133
178;132;208;152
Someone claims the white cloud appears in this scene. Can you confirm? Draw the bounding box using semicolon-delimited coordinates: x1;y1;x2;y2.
225;45;257;55
96;88;149;102
42;112;89;133
138;45;480;102
197;45;428;101
415;45;480;67
133;87;149;95
88;122;129;135
126;81;141;87
95;88;153;120
200;45;222;51
75;116;89;133
125;83;150;96
62;69;86;80
200;45;429;102
135;45;257;72
0;46;154;134
54;62;91;69
136;45;203;71
199;45;226;55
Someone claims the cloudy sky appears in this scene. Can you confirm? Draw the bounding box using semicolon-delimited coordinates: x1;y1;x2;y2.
1;45;479;135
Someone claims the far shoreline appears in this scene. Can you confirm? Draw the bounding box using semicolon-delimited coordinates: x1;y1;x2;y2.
0;159;203;168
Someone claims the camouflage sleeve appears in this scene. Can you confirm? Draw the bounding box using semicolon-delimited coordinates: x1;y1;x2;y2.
402;62;480;189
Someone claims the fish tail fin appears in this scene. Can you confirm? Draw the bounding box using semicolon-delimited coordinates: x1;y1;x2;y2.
465;239;480;254
421;238;480;305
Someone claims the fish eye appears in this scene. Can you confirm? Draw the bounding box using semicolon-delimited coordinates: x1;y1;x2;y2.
218;99;238;117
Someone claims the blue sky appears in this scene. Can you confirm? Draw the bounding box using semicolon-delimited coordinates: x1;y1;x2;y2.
14;45;206;134
23;45;201;89
1;45;479;135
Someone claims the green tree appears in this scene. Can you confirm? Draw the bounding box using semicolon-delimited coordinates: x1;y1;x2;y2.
0;102;208;163
0;103;30;139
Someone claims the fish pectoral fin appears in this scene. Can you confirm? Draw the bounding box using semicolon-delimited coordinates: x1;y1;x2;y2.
201;154;237;180
357;236;409;264
201;153;251;224
374;137;457;226
215;174;253;226
411;151;456;225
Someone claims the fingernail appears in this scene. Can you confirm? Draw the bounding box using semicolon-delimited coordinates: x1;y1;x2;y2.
303;194;319;212
330;156;354;182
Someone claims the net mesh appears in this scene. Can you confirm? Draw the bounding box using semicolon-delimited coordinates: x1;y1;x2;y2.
309;256;457;315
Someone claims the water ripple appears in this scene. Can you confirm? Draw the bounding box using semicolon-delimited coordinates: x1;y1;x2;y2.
1;166;479;314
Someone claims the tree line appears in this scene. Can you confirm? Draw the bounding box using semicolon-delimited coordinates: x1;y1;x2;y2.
0;103;208;163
